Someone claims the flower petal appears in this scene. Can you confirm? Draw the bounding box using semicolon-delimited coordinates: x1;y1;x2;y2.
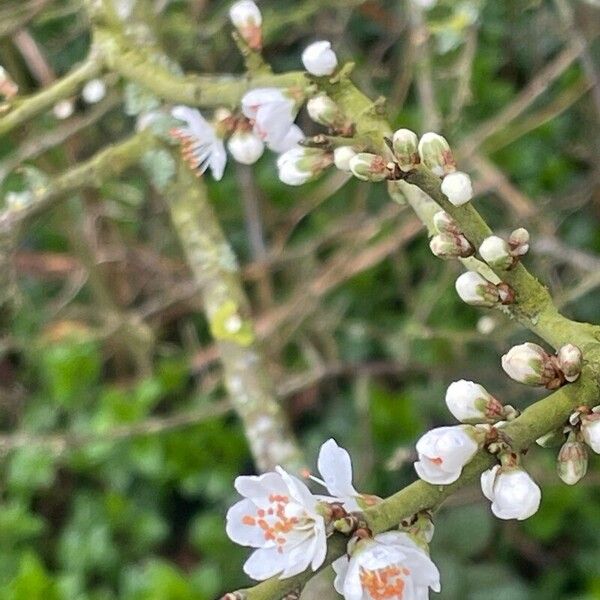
317;438;358;500
243;546;289;580
225;498;271;547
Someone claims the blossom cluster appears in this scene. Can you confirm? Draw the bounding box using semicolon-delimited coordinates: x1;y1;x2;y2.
414;378;541;521
167;0;480;203
226;438;440;599
184;2;596;598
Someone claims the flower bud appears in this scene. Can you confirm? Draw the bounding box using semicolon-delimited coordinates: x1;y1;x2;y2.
477;316;496;335
349;153;388;182
501;342;560;387
392;128;419;172
581;412;600;453
445;380;506;424
82;79;107;104
302;41;338;77
479;235;514;270
481;465;541;520
508;227;530;257
557;343;583;382
0;66;18;99
417;132;455;176
557;436;588;485
277;146;332;186
440;171;473;206
229;1;262;50
333;146;356;172
429;233;474;259
455;271;513;307
306;94;349;132
227;130;264;164
414;425;480;484
432;211;458;235
53;99;74;120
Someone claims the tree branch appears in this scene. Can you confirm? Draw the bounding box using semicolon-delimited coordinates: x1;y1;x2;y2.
162;154;306;473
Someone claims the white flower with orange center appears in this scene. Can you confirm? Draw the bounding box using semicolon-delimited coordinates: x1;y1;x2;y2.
226;466;327;580
171;106;227;180
333;531;440;600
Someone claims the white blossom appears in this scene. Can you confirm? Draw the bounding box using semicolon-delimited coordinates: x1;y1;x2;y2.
53;99;74;120
414;425;479;485
349;153;388;182
333;146;357;172
581;412;600;453
556;344;583;383
229;1;262;49
316;438;360;511
445;379;504;423
501;342;557;386
277;147;331;186
417;132;455;176
229;0;262;28
268;124;304;153
480;465;541;520
226;467;327;580
392;128;419;172
479;235;513;270
332;531;440;600
242;88;298;148
82;79;107;104
227;130;264;164
171;106;227;180
557;437;588;485
455;271;500;307
302;41;338;77
441;171;473;206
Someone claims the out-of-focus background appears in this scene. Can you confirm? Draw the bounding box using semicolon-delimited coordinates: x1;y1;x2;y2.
1;0;600;598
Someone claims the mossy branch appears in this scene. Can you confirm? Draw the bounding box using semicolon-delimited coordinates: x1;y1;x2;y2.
0;54;102;137
0;129;153;233
161;154;306;473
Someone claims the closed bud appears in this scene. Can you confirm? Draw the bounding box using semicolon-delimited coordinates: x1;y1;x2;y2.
392;128;419;172
417;132;455;176
229;1;262;50
349;153;389;182
414;425;480;484
53;99;74;120
227;130;264;165
306;94;348;130
455;271;512;307
479;235;514;270
508;227;530;257
481;465;541;520
557;435;588;485
581;412;600;453
0;66;18;99
82;78;106;104
302;41;338;77
441;171;473;206
433;211;459;235
429;233;473;259
501;342;560;387
445;380;506;424
277;146;332;186
333;146;356;172
557;344;583;382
